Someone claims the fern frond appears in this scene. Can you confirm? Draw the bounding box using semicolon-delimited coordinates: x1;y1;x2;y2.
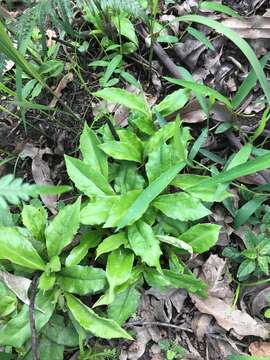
0;174;33;208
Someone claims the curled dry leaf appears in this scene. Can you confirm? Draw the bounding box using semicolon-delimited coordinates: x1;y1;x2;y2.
221;16;270;39
20;143;57;214
0;270;31;306
46;29;57;48
191;294;269;339
49;72;74;108
249;341;270;356
252;287;270;318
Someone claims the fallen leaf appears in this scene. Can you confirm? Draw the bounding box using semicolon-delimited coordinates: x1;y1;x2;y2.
249;341;270;356
0;270;31;306
20;143;57;214
192;313;213;341
252;287;270;318
46;29;57;48
191;295;269;339
174;39;206;70
49;72;74;108
221;16;270;39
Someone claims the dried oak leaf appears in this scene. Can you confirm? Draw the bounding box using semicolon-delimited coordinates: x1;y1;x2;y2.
191;295;269;339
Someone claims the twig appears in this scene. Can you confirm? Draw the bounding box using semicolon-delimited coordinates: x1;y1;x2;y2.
29;274;40;360
125;321;193;333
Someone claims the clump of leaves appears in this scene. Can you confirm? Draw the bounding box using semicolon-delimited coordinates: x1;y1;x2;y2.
223;209;270;281
160;339;186;360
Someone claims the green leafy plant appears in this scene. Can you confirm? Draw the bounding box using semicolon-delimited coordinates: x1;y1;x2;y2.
160;339;186;360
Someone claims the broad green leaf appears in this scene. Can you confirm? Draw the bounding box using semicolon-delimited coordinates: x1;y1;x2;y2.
157;235;193;254
114;162;145;193
99;141;142;162
117;162;186;229
179;224;220;253
43;314;79;346
200;1;240;17
144;268;207;297
57;265;106;295
80;196;119;225
117;129;144;153
80;123;108;178
0;227;45;270
145;122;175;154
171;174;231;202
65;231;102;267
93;87;151;118
21;204;47;241
128;220;162;271
113;15;138;45
108;285;141;325
46;198;81;259
96;232;127;259
66;293;132;340
129;111;155;135
39;272;56;291
34;336;64;360
165;78;232;108
0;290;56;347
96;248;134;306
146;143;175;183
154;89;189;116
187;27;214;50
153;193;211;221
104;190;142;228
65;156;114;196
188;153;270;190
225;143;252;170
0;281;17;317
173;15;270;105
237;259;256;280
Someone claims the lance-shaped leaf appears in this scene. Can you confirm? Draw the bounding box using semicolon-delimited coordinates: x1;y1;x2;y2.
0;227;45;270
80;196;119;225
96;232;128;259
66;293;133;340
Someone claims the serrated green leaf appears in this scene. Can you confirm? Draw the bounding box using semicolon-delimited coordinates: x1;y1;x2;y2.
66;293;132;340
179;224;220;253
0;227;45;270
96;232;127;259
153;193;211;221
128;220;162;271
65;155;114;196
80;122;108;178
58;265;106;295
45;198;81;259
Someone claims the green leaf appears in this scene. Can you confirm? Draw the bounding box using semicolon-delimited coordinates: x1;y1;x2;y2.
80;196;119;225
57;265;106;295
100;54;122;86
93;87;151;118
96;232;127;259
0;290;56;347
157;235;193;254
146;143;175;183
0;227;45;270
189;127;208;161
21;204;47;241
171;174;231;202
117;162;186;229
200;1;240;17
65;231;102;267
80;122;108;178
113;15;138;45
229;355;267;360
36;336;64;360
144;268;207;297
99;141;142;162
114;162;145;193
237;259;256;280
258;256;269;275
234;195;267;229
66;293;132;340
128;220;162;271
154;89;189;116
187;27;214;50
96;248;134;306
153;193;211;221
145;122;175;154
45;198;81;259
174;15;270;105
226;143;252;170
65;156;114;196
39;272;56;291
0;281;17;317
108;285;141;325
43;314;79;346
104;190;142;228
179;224;220;253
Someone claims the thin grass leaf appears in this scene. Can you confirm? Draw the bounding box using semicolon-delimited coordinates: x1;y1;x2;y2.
117;162;186;229
200;1;240;17
250;107;270;143
187;26;214;50
232;52;270;109
0;82;16;97
234;195;267;229
189;128;208;161
171;15;270;106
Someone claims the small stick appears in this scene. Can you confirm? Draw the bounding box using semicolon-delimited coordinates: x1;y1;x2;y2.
29;274;40;360
125;320;193;333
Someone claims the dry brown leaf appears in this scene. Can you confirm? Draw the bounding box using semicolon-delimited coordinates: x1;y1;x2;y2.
191;295;269;339
0;270;31;306
249;341;270;356
20;143;57;214
222;16;270;39
49;72;74;108
46;29;57;48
